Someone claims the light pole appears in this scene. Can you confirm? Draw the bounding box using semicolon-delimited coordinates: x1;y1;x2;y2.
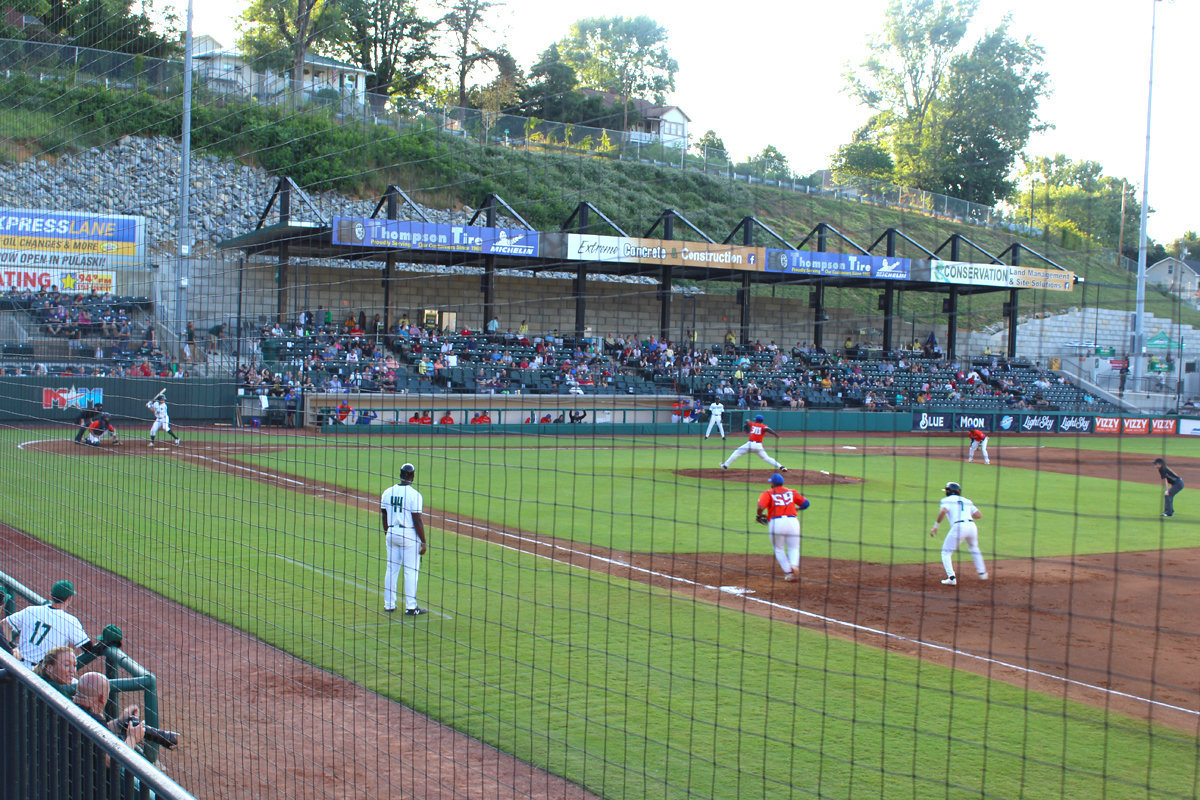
1132;0;1161;391
175;0;194;358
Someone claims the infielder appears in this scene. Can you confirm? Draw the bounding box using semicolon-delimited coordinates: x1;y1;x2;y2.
756;473;810;581
1154;458;1184;517
721;414;787;471
6;580;89;668
930;482;987;585
966;428;990;464
380;463;428;616
147;391;181;447
705;400;726;440
74;404;103;444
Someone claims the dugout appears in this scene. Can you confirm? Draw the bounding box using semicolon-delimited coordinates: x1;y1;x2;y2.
217;179;1078;361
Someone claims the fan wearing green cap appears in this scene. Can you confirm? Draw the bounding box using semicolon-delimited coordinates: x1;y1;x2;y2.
6;580;90;669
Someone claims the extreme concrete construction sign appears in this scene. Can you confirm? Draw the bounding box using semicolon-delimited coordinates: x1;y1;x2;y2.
554;233;765;271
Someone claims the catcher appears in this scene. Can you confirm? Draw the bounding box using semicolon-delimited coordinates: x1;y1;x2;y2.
84;412;121;448
74;403;103;445
756;473;809;582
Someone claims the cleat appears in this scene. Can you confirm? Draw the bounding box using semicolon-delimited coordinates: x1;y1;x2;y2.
780;466;788;472
404;607;427;616
941;576;957;585
173;439;181;447
783;572;798;582
384;608;396;613
148;442;155;447
979;572;988;580
720;464;728;470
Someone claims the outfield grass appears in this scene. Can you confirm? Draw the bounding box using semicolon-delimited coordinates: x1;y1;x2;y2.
240;433;1190;562
3;429;1197;799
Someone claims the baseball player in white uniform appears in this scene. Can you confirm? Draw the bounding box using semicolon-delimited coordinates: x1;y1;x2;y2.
146;391;181;447
705;401;726;439
930;482;987;585
380;463;428;616
6;580;90;667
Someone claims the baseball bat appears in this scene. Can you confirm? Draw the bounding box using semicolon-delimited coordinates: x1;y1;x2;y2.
155;387;166;399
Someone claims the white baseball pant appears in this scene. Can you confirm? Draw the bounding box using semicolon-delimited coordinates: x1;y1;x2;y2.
768;516;801;575
722;441;782;469
150;418;171;436
941;521;986;578
384;528;422;611
706;417;725;438
967;437;989;463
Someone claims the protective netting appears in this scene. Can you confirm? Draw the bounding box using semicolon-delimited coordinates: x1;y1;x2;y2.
2;11;1199;800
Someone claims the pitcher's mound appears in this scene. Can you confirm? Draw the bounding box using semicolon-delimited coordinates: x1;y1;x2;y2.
676;469;863;486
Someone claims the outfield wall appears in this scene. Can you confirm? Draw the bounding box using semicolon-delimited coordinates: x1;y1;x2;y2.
0;377;237;423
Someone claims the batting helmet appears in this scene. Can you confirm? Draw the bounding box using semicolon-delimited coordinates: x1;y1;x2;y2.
399;463;416;482
769;473;785;486
944;481;962;496
754;414;765;422
94;403;103;411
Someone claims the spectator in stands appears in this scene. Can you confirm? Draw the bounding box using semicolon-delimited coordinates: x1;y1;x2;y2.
32;645;77;695
208;323;227;354
73;672;147;756
182;322;196;363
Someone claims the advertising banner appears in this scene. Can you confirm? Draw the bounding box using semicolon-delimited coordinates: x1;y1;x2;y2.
917;260;1074;291
1095;417;1121;433
1057;415;1094;433
1122;418;1150;434
1009;266;1076;292
1151;418;1178;435
0;208;145;269
952;412;993;432
42;386;103;409
0;266;115;293
911;410;952;431
1180;419;1200;436
1017;414;1057;433
332;217;539;257
995;413;1018;433
765;250;910;280
926;260;1012;287
557;233;765;270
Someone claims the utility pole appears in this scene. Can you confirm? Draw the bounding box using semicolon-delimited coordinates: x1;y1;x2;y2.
1132;0;1161;390
175;0;194;357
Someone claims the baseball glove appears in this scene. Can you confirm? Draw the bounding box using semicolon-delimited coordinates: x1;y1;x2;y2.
755;514;768;526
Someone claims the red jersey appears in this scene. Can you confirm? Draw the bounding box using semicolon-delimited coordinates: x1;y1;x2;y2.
969;429;986;442
439;415;455;425
747;422;767;443
758;487;801;519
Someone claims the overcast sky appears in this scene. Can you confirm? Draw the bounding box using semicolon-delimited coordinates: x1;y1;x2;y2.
184;0;1196;244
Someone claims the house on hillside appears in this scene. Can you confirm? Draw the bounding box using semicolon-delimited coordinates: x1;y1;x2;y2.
579;88;691;149
1147;257;1200;303
191;35;373;109
3;8;51;39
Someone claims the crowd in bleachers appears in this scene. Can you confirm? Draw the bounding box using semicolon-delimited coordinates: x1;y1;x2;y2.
237;308;1117;414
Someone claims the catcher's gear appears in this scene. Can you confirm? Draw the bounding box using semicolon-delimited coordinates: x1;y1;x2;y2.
399;463;416;482
944;482;962;496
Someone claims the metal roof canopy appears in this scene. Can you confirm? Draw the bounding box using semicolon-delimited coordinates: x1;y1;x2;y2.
216;180;1076;356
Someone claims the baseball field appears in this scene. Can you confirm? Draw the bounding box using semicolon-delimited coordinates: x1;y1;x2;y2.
4;425;1200;799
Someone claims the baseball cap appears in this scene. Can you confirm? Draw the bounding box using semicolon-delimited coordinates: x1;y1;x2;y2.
51;580;75;601
1153;458;1165;465
754;414;765;422
769;473;785;486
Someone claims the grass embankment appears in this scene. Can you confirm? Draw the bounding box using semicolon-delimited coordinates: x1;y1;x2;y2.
2;74;1191;332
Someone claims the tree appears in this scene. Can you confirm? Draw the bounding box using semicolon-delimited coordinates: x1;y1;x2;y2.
325;0;436;110
694;129;726;157
439;0;506;109
831;140;894;182
513;44;634;129
1171;231;1199;260
238;0;340;95
843;1;1048;205
558;16;678;140
735;144;793;182
59;0;178;57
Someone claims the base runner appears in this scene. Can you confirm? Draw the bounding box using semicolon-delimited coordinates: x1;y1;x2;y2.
721;414;786;471
756;473;810;581
147;391;181;447
930;481;987;586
